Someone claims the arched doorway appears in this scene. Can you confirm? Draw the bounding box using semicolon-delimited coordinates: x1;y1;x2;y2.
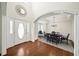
34;10;77;55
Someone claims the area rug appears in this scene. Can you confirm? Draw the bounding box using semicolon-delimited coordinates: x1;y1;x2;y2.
38;38;74;53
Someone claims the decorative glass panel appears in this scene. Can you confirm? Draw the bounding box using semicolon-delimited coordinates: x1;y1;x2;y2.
20;8;25;14
18;23;24;39
15;5;27;16
10;20;13;34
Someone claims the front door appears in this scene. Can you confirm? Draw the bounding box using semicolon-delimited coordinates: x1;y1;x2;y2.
14;20;27;45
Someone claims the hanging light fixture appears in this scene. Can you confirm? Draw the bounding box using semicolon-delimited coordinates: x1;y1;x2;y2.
51;16;57;27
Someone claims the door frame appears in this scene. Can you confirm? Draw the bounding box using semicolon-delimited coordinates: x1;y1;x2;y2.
14;19;27;45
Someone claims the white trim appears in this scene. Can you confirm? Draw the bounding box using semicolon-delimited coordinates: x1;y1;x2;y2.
6;16;29;22
1;16;7;55
34;10;78;23
74;14;77;56
74;14;79;56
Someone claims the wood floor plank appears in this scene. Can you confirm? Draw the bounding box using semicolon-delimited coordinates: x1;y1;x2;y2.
5;40;74;56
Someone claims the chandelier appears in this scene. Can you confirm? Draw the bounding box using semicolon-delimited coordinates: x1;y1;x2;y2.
51;16;57;27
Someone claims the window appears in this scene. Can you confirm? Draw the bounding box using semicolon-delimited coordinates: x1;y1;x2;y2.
18;23;24;39
10;20;13;34
38;23;44;32
40;24;43;32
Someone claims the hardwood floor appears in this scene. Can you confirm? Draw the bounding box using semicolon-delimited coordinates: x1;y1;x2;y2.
5;40;74;56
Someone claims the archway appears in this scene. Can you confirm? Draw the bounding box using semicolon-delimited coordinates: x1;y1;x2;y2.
34;10;78;55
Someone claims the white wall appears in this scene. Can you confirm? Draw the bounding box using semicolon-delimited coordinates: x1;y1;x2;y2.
7;2;34;22
32;2;79;20
0;3;2;54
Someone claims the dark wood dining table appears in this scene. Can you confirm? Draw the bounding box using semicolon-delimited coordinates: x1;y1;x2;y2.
45;33;64;44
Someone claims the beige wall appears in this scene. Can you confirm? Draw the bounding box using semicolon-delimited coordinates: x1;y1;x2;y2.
46;15;74;41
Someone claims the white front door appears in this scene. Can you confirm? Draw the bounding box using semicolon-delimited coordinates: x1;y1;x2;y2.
6;17;27;48
14;20;27;45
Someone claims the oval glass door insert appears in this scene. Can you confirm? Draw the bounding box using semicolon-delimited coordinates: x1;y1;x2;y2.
18;23;24;39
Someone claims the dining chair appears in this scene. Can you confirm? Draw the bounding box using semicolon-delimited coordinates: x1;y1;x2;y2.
61;34;70;44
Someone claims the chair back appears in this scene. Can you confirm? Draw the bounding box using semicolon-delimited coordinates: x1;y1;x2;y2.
67;34;70;39
38;30;43;34
51;31;55;35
